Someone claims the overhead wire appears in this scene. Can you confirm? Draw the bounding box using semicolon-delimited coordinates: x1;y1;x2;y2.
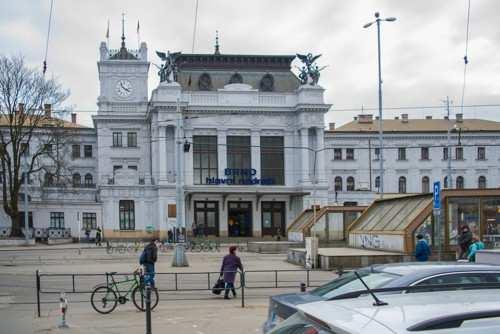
42;0;55;75
461;0;472;115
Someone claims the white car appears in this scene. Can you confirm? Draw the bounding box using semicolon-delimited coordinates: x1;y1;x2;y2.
268;289;500;333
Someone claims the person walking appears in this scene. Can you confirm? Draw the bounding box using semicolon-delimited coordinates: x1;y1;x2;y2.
220;246;243;299
415;234;431;262
457;224;473;259
95;227;102;246
468;235;485;262
140;239;159;288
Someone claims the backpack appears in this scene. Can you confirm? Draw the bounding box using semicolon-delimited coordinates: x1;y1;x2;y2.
139;249;147;265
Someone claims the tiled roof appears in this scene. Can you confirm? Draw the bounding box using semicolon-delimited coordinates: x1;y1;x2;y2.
0;115;90;129
329;118;500;133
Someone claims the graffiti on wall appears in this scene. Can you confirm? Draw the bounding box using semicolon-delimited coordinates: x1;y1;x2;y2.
350;233;404;252
359;234;383;249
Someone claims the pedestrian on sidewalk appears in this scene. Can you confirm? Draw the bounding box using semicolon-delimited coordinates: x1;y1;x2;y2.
458;224;473;259
468;235;485;262
220;246;243;299
140;238;159;288
415;234;431;261
95;227;102;246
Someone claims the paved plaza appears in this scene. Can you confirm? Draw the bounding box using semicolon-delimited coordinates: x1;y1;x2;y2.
0;244;337;334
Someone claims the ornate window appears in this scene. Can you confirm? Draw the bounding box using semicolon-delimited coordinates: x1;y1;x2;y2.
398;176;407;193
227;136;251;185
198;73;212;91
119;200;135;230
72;173;81;187
478;176;487;189
193;136;218;184
456;176;464;189
228;73;243;84
421;176;430;193
334;176;342;192
261;136;284;185
346;176;355;191
84;173;93;186
260;74;274;92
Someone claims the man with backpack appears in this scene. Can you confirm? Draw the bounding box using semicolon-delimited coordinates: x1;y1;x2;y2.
140;239;159;287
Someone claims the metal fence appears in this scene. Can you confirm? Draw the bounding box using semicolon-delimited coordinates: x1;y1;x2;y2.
35;268;335;317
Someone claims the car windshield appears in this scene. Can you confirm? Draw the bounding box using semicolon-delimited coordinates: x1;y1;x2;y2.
310;269;400;299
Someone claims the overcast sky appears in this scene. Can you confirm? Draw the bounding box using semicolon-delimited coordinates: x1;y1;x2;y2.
1;0;499;127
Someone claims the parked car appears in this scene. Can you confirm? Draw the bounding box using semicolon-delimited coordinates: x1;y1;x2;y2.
268;288;500;334
263;262;500;332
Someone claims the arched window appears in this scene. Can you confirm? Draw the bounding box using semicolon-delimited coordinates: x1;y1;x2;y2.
421;176;430;193
334;176;342;192
198;73;212;91
84;173;93;186
72;173;81;187
228;73;243;84
456;176;464;189
398;176;407;193
260;74;274;92
375;176;380;191
478;176;487;189
346;176;355;191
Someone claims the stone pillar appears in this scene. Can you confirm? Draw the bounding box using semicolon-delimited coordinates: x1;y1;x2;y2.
251;130;261;179
316;127;326;185
217;130;227;179
158;126;167;183
300;128;310;183
284;130;294;185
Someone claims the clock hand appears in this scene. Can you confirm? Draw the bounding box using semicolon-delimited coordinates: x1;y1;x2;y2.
120;82;130;92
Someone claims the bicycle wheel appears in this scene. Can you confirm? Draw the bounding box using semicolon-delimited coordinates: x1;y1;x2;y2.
132;285;159;311
106;246;113;254
91;286;118;314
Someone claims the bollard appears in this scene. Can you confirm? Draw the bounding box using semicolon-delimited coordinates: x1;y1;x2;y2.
300;282;306;292
145;284;152;334
58;292;69;328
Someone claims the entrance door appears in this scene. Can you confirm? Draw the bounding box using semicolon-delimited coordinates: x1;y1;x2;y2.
194;201;219;237
228;202;252;237
262;202;286;237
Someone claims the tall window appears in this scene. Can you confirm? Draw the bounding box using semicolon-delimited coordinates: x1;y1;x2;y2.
72;173;81;187
346;176;355;191
112;132;122;147
477;147;486;160
398;176;407;193
346;148;355;160
72;144;80;159
227;136;251;185
119;200;135;230
333;148;342;160
375;176;380;190
127;132;137;147
443;147;449;160
334;176;342;192
84;145;93;158
478;176;487;189
421;147;429;160
421;176;430;193
456;147;464;160
193;136;218;185
261;136;284;185
82;212;97;230
50;212;64;229
444;176;449;189
84;173;93;186
374;147;380;160
397;147;406;160
456;176;464;189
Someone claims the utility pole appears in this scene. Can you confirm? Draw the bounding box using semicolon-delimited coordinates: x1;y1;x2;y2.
444;96;452;189
23;154;29;244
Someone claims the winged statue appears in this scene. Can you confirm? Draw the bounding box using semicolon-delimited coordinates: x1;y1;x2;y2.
296;53;326;85
156;51;182;83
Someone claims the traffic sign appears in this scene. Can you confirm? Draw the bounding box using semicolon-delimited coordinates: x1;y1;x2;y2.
433;181;441;209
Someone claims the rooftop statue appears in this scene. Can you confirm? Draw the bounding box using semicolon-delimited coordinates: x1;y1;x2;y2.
155;51;182;83
296;53;327;85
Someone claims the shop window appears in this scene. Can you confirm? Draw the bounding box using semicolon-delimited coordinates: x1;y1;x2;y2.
421;176;430;193
478;176;487;189
82;212;97;230
346;177;355;191
50;212;64;229
261;136;284;185
227;136;251;185
334;176;342;192
398;176;407;193
119;200;135;230
483;198;500;238
193;136;218;185
456;176;464;189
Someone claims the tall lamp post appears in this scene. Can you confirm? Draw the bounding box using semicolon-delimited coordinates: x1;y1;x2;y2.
364;12;396;198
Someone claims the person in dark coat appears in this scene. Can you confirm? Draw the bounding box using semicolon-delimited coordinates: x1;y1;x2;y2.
457;224;473;259
95;227;102;246
415;234;431;261
140;239;159;287
220;246;243;299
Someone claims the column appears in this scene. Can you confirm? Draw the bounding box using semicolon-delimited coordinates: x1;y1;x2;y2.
284;130;294;185
158;126;167;183
316;127;327;193
300;128;310;184
217;130;227;179
251;130;261;179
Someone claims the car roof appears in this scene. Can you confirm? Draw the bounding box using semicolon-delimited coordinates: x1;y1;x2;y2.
298;289;500;334
373;261;500;277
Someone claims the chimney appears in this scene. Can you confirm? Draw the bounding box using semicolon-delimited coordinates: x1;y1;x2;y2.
329;122;335;130
456;113;463;123
444;115;449;120
401;114;409;123
71;113;77;124
358;114;373;124
44;104;51;118
426;115;432;119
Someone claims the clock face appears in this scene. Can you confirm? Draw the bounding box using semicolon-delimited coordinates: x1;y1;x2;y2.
115;79;133;98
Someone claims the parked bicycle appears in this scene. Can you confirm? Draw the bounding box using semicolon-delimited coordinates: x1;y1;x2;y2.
90;269;159;314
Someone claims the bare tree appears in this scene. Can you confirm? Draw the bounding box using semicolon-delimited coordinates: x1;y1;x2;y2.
0;55;69;237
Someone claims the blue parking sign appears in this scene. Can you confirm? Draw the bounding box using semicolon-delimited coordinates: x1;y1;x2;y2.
433;181;441;209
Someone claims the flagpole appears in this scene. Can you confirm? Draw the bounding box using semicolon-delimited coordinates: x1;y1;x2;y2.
106;19;110;49
137;20;140;51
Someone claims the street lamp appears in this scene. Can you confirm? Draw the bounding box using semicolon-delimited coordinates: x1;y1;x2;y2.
364;12;396;198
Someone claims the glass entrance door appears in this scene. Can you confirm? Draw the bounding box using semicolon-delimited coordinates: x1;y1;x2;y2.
194;201;219;237
228;202;252;237
262;202;285;237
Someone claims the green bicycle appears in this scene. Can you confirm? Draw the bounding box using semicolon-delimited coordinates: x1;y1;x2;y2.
90;270;159;314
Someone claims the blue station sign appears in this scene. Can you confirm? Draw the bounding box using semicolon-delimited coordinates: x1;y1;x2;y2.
205;168;276;185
